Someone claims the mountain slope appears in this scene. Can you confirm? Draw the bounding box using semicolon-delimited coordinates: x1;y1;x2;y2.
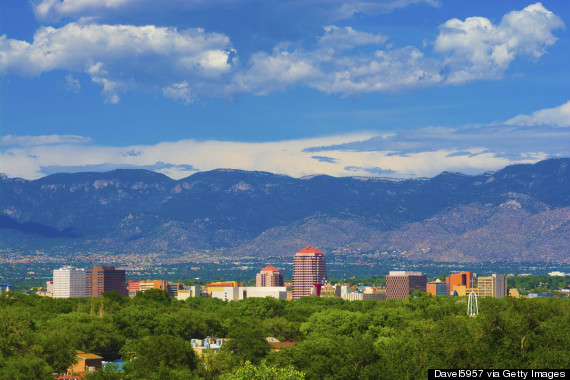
1;158;569;262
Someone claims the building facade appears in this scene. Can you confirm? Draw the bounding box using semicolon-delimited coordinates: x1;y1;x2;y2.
292;245;326;300
256;264;284;287
0;283;14;295
86;266;127;298
478;274;507;297
426;280;449;296
446;272;475;295
52;266;86;298
386;271;427;300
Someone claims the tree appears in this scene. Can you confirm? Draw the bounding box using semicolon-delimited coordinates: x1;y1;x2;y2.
221;321;271;367
220;360;305;380
120;335;198;378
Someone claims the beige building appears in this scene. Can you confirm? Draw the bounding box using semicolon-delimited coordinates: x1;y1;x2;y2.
256;265;284;287
292;245;326;300
478;274;507;297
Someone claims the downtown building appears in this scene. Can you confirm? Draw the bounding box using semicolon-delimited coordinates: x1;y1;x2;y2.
86;266;127;298
446;271;475;296
478;274;507;297
386;271;427;300
52;266;86;298
256;264;284;287
292;245;326;300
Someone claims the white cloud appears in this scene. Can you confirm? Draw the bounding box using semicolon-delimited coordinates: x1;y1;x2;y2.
435;3;564;84
2;3;563;101
64;74;81;92
1;117;566;181
506;100;570;127
318;25;387;50
162;81;194;104
1;134;93;146
232;30;442;96
0;22;233;102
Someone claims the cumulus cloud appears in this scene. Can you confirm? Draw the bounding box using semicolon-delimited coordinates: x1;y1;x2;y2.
232;29;441;96
435;3;564;84
2;3;564;101
506;100;570;127
1;134;93;146
0;22;234;102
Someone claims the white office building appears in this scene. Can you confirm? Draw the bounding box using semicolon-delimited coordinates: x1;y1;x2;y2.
53;266;86;298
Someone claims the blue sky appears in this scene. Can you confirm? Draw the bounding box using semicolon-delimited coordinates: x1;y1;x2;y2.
1;0;569;179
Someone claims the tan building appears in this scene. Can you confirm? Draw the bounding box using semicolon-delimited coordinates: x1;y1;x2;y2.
292;246;326;300
452;285;478;297
386;271;427;300
256;265;284;287
206;281;239;296
478;274;507;297
67;351;103;375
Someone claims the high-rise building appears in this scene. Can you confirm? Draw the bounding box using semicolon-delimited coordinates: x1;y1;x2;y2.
292;245;326;300
386;271;427;299
446;272;475;295
256;264;284;287
478;274;507;298
52;266;86;298
86;266;127;298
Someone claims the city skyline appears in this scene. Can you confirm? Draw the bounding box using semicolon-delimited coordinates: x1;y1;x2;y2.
1;1;569;180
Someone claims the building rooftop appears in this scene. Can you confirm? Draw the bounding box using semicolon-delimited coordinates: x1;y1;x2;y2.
296;245;323;255
261;264;279;272
76;351;103;360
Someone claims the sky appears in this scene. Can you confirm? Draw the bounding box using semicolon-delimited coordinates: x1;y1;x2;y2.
1;0;569;180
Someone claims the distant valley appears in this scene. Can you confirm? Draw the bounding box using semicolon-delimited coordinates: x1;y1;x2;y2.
1;158;569;263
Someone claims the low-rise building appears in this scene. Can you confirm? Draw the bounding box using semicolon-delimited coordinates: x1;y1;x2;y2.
426;280;449;296
191;337;226;356
67;351;103;375
176;285;201;300
206;281;240;296
0;283;13;295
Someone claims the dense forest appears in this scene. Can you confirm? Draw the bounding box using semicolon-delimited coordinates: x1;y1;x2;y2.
1;291;569;379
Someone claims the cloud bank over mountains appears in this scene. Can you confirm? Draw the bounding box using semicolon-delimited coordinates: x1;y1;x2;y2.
1;3;563;102
1;100;568;180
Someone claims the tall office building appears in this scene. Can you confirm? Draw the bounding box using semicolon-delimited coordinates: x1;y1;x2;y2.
86;266;127;298
52;266;86;298
386;271;427;299
446;272;475;295
292;245;326;300
256;264;284;287
478;274;507;297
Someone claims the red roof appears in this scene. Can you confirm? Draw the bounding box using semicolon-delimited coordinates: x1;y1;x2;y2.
296;245;323;255
261;264;279;272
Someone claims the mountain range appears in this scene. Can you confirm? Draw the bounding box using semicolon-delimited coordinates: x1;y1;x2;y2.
1;158;569;262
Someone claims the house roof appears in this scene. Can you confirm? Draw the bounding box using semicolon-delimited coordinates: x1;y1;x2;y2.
261;264;279;272
296;245;323;255
77;353;103;360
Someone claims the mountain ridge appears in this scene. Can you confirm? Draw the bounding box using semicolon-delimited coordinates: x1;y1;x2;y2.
1;158;569;262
